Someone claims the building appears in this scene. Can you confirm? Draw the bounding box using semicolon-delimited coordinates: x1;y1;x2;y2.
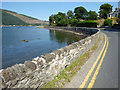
118;1;120;7
107;1;120;18
118;1;120;16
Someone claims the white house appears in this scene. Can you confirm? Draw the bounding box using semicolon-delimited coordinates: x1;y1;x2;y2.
118;1;120;16
118;1;120;7
107;1;120;18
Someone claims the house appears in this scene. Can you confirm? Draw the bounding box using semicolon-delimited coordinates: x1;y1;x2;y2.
118;1;120;16
107;1;120;18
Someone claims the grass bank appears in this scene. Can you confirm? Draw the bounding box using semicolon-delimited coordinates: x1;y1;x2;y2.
42;34;102;88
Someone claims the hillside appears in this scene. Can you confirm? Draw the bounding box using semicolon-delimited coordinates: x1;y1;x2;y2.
2;9;49;25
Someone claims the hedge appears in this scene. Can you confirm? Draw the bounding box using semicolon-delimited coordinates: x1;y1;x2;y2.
104;19;113;26
77;21;99;27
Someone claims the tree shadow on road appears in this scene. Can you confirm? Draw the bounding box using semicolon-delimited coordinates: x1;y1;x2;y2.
100;26;120;32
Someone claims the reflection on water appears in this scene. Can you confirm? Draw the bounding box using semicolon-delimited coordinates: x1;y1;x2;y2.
49;30;86;45
2;26;86;69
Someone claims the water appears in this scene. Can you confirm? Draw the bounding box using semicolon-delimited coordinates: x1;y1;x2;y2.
2;26;86;69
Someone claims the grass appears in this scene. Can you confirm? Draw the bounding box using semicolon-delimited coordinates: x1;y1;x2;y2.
42;35;102;88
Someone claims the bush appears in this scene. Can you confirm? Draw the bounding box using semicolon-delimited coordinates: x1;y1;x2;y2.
56;19;67;26
69;18;78;26
77;21;99;27
117;18;120;25
108;17;111;19
104;19;113;26
118;15;120;19
111;16;114;19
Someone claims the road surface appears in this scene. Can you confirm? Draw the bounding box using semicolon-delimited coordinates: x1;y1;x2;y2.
92;29;118;88
64;28;119;89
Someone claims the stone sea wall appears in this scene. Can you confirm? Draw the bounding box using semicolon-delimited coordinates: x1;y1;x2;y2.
0;27;100;88
46;26;98;35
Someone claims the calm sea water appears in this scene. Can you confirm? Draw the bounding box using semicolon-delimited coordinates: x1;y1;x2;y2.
2;26;86;69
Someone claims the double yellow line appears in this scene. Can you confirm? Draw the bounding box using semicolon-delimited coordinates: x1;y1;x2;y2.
80;33;109;88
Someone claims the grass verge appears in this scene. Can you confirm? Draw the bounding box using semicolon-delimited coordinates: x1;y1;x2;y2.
42;34;102;88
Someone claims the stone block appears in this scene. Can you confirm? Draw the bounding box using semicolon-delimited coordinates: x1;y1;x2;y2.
68;45;75;50
0;76;6;88
2;69;11;82
52;50;61;56
59;48;65;54
71;43;77;48
63;46;70;52
7;68;17;80
41;54;55;63
11;64;23;76
24;61;36;70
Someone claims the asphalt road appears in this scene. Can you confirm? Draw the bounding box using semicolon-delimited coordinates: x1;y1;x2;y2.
92;29;119;88
64;28;119;88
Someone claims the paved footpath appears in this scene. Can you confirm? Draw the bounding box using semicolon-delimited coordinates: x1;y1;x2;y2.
64;29;119;88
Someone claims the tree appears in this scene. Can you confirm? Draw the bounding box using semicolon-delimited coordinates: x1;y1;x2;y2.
74;6;87;19
86;11;98;20
49;14;54;25
69;18;78;26
99;3;113;19
54;12;67;26
56;19;67;26
49;12;67;26
67;10;74;19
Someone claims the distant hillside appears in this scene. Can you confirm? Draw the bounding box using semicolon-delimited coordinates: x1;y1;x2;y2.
2;9;49;25
2;10;28;25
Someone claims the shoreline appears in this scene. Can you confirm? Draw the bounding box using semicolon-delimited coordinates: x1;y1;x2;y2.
0;26;100;88
2;26;87;69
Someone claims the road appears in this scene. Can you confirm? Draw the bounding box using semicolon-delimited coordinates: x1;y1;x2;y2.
64;28;119;88
92;29;118;88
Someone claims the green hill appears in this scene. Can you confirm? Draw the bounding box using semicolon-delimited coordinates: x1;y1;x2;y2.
2;10;28;25
2;9;49;26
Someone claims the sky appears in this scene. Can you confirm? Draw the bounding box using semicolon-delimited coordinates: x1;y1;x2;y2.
2;2;118;21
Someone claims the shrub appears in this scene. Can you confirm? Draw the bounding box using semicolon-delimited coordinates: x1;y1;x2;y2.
118;15;120;19
111;16;114;19
104;19;113;26
69;18;78;26
56;19;67;26
77;21;99;27
108;17;111;19
117;18;120;25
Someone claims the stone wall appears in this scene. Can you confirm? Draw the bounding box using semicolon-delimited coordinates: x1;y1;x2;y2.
44;26;98;35
0;27;100;88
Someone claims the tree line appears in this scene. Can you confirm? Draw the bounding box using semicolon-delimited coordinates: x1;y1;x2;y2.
49;3;114;27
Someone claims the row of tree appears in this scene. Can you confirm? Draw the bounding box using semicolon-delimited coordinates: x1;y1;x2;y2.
49;3;113;26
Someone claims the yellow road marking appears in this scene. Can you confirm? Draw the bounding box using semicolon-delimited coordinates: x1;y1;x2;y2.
80;33;107;88
87;35;109;88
